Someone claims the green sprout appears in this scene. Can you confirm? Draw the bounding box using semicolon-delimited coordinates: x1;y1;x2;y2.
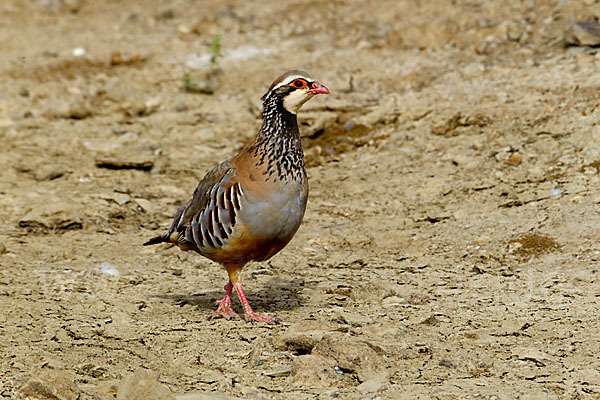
182;35;222;94
182;72;197;92
182;72;214;94
209;35;222;73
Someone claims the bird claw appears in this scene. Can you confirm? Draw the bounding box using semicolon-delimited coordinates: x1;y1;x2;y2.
208;303;239;321
243;312;280;324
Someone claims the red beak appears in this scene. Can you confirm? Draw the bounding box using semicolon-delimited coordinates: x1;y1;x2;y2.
308;81;330;94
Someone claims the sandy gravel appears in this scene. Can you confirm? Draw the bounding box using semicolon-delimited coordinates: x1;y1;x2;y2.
1;1;600;399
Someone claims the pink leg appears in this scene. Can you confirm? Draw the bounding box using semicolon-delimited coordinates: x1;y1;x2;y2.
233;282;280;324
209;281;239;320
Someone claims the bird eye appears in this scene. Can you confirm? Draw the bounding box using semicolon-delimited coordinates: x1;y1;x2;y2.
292;79;305;88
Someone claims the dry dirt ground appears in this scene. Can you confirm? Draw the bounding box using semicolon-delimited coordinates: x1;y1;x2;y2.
2;1;600;399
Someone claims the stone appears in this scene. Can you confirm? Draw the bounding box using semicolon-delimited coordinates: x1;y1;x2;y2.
95;156;154;171
333;309;373;327
175;102;188;112
174;392;242;400
33;164;67;181
272;329;329;354
503;21;522;41
262;365;293;378
290;354;338;388
565;21;600;46
381;296;404;308
18;369;80;400
135;198;160;213
313;334;385;382
19;202;82;232
117;369;174;400
357;377;386;394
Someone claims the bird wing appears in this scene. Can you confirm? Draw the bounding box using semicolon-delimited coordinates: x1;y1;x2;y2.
154;159;244;252
180;160;237;227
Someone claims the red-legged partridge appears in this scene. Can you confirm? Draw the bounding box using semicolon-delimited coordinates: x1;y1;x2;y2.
144;70;330;323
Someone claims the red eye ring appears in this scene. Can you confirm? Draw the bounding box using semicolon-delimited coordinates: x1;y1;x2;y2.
290;79;307;89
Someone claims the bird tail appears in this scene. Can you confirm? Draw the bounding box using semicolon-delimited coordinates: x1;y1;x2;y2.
143;234;167;246
143;205;187;247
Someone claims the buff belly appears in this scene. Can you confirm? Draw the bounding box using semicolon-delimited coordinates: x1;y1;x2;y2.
200;180;307;265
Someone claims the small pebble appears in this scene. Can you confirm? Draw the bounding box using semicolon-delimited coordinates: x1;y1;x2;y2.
9;112;31;120
175;102;188;112
205;113;218;123
506;154;522;165
565;21;600;47
504;21;522;41
112;125;128;135
114;185;131;194
100;262;120;276
72;47;85;56
34;165;66;181
550;188;563;197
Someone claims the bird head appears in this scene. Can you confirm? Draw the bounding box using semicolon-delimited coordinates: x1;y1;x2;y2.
262;70;330;114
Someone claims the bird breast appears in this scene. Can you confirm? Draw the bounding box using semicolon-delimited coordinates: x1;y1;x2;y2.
238;179;308;242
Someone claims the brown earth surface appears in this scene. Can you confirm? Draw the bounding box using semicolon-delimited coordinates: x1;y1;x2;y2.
2;0;600;399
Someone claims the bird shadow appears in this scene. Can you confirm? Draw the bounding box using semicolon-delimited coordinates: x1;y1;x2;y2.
154;276;306;314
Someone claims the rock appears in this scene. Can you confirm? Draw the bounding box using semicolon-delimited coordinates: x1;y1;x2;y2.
263;365;293;378
565;21;600;46
174;393;243;400
462;62;485;78
103;192;131;205
432;114;463;136
95;156;154;171
33;164;67;181
92;192;131;206
239;389;273;400
50;100;92;119
313;335;385;382
134;198;160;213
100;262;121;276
503;21;522;41
512;346;555;367
18;369;80;400
103;310;140;340
357;376;387;394
381;296;404;308
114;185;131;194
421;315;441;326
432;113;489;136
117;369;174;400
175;102;188;112
332;309;373;327
272;329;329;354
19;202;82;232
112;124;129;135
290;354;338;388
109;51;147;66
0;243;6;254
506;154;522;165
9;111;33;120
145;97;162;113
43;0;84;13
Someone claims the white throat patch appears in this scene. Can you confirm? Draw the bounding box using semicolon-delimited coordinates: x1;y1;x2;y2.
283;90;315;114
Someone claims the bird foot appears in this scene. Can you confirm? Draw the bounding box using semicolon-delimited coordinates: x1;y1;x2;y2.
243;312;280;324
208;301;239;321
